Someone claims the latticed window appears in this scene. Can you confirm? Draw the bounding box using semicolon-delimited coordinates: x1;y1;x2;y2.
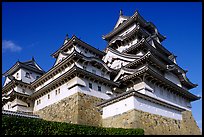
101;72;105;77
98;86;101;92
89;83;92;89
92;69;96;74
25;72;31;78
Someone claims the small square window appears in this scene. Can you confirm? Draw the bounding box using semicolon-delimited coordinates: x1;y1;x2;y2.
25;72;31;78
98;86;101;92
92;69;96;74
89;83;92;89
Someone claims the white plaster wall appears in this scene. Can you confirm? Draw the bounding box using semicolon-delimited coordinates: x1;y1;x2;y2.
132;81;191;111
103;50;136;69
117;44;131;53
15;86;33;95
3;77;11;87
114;16;128;29
34;76;113;111
13;69;22;81
102;96;135;119
118;24;136;37
35;63;74;91
2;98;32;112
76;62;110;80
133;97;182;120
164;72;182;87
102;96;182;120
116;36;139;53
103;50;136;64
75;44;99;58
21;68;42;84
54;52;68;66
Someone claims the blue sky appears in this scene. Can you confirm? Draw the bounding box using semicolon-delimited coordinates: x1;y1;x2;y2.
2;2;202;131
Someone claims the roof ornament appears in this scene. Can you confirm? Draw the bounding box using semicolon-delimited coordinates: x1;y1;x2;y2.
119;9;123;16
32;56;35;61
64;34;69;44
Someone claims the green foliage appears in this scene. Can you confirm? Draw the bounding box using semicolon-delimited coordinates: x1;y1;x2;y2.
2;115;144;135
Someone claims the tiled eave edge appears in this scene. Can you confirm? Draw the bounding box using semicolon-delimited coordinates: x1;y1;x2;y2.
2;110;40;119
121;65;200;101
31;65;119;99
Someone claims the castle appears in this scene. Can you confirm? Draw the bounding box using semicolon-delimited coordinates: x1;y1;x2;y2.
2;10;201;135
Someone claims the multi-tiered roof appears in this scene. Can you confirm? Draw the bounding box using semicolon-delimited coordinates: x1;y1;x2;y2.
102;10;200;103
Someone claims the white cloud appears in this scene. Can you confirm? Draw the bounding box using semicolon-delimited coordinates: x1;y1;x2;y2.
2;40;22;52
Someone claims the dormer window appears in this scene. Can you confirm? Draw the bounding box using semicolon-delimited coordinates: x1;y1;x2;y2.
16;73;19;79
25;72;31;79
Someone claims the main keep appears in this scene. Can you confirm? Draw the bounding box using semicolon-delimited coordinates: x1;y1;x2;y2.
2;10;201;135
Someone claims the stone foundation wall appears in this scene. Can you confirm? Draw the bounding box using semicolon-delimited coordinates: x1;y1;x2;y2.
34;93;79;124
77;92;104;126
102;109;201;135
34;92;104;126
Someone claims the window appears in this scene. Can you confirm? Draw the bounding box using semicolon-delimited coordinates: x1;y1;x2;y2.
160;89;163;95
167;92;170;98
25;72;31;78
89;83;92;89
92;69;96;74
27;103;30;107
36;76;40;79
179;97;182;104
101;72;105;77
83;65;87;70
98;86;101;92
37;99;41;105
173;94;176;101
22;89;25;93
56;88;60;95
48;94;50;99
16;73;19;79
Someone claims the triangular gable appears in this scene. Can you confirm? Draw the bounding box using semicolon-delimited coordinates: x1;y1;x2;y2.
22;59;44;72
114;68;134;82
114;15;130;29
